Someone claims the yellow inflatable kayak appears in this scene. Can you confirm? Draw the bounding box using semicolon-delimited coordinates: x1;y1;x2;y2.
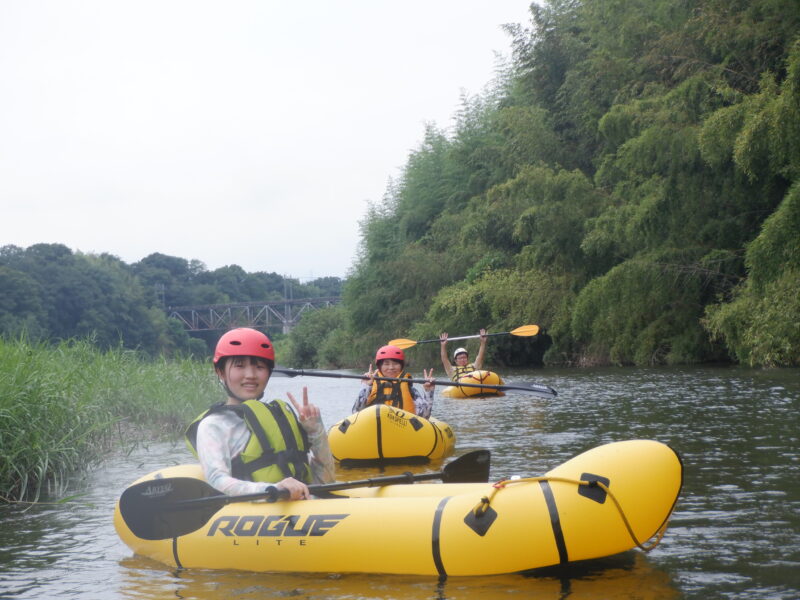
328;404;455;465
114;439;682;576
442;370;505;398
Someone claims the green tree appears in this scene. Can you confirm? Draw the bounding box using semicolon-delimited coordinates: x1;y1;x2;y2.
0;266;45;338
283;305;347;368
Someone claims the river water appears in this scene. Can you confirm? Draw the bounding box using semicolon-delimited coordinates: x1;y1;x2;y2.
0;366;797;599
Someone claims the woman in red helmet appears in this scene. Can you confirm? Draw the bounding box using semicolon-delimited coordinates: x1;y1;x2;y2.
185;328;334;499
351;345;436;418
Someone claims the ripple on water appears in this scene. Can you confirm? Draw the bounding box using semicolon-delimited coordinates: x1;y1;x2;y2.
0;366;798;600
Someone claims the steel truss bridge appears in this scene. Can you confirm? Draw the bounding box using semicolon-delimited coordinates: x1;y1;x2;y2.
168;297;340;334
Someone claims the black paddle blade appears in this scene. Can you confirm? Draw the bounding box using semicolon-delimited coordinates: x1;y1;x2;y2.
441;449;491;483
119;477;223;540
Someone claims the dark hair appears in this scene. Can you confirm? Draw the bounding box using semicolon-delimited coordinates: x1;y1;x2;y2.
215;355;274;372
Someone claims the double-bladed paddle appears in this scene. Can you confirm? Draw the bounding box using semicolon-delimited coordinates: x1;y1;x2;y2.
271;367;557;398
388;324;541;350
118;450;491;541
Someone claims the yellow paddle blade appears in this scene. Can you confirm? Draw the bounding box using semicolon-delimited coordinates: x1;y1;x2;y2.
389;325;539;349
387;338;417;349
510;324;540;337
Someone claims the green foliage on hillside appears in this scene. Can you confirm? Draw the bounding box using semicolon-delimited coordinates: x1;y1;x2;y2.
0;244;342;357
304;0;800;368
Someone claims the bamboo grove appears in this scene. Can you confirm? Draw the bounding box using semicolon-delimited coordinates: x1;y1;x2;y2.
295;0;800;369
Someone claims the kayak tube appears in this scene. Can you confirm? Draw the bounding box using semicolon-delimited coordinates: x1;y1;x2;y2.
442;370;505;398
328;404;455;466
114;439;683;576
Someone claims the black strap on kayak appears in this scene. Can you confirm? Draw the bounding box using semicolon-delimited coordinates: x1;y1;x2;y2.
172;537;183;569
374;405;385;460
539;480;569;564
431;496;452;577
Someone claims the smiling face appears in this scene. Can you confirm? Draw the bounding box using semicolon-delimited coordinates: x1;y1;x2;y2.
217;355;271;403
377;358;403;377
454;352;469;366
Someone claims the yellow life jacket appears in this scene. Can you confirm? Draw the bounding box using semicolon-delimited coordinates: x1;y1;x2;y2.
451;363;476;381
185;399;311;484
367;371;416;413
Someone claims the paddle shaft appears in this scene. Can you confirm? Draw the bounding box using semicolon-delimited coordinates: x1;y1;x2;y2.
393;324;540;348
118;450;491;540
272;367;556;396
177;469;447;508
441;331;509;343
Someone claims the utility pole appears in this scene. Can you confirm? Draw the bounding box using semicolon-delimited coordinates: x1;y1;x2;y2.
155;283;166;308
283;275;293;334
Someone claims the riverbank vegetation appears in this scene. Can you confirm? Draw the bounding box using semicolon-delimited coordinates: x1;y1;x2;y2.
0;245;342;356
0;336;220;501
293;0;800;369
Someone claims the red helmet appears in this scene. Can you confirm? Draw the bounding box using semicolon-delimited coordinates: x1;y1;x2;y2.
375;345;405;365
214;328;275;364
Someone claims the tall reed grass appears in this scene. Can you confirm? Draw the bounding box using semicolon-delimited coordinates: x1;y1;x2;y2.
0;336;220;501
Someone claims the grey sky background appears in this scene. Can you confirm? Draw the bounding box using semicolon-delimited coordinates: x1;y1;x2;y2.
0;1;534;280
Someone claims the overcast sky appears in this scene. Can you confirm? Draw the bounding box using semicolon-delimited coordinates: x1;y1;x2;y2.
0;1;534;280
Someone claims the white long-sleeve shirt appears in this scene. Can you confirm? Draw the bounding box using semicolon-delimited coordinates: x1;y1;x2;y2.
196;403;335;496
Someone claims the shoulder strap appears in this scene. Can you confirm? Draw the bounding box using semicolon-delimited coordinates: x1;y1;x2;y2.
264;400;311;478
237;400;310;482
370;372;406;408
184;401;228;455
238;402;289;477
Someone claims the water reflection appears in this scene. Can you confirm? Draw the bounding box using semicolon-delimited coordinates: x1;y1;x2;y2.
116;552;678;600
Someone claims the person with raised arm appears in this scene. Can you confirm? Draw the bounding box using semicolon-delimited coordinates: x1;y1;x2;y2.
439;328;488;381
185;327;335;498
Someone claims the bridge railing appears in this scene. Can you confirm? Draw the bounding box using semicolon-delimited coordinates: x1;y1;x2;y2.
168;297;340;333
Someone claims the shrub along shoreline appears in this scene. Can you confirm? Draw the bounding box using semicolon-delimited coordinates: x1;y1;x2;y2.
0;336;220;502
